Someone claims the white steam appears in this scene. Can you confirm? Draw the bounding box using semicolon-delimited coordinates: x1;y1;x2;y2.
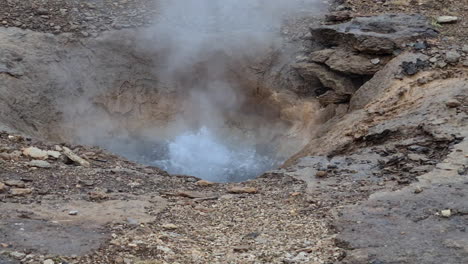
153;127;279;182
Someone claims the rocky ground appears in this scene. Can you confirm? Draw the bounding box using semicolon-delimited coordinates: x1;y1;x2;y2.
1;0;468;264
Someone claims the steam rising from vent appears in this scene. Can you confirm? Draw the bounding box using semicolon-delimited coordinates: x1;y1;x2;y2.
153;127;280;182
59;0;324;182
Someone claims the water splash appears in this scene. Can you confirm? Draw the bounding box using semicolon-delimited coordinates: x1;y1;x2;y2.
152;127;280;182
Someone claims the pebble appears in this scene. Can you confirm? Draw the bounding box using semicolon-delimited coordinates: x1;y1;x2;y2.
429;57;438;63
43;259;55;264
227;186;258;194
446;99;461;108
445;51;461;63
68;210;79;215
0;182;6;192
162;223;179;230
315;171;328;178
371;58;380;65
23;146;48;160
441;209;452;218
5;180;25;188
28;160;52;168
10;188;33;196
10;251;26;259
437;16;459;24
47;150;61;159
195;180;215;187
414;187;423;194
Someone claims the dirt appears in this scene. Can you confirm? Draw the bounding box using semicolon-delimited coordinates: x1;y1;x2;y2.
1;0;468;264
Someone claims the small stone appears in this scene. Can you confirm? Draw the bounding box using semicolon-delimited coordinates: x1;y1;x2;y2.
429;57;438;63
0;182;6;192
463;45;468;53
10;251;26;259
445;51;461;63
23;146;48;160
35;8;49;15
5;180;25;188
227;186;258;194
28;160;52;168
371;58;380;65
414;187;423;194
315;171;328;178
10;188;33;196
68;210;79;215
441;209;452;218
233;245;250;252
47;150;61;159
446;99;461;108
195;180;215;187
62;147;90;167
437;16;459;24
43;259;55;264
437;61;447;68
162;223;178;230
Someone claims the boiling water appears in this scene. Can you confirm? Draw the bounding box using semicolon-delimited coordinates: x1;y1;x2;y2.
152;127;280;182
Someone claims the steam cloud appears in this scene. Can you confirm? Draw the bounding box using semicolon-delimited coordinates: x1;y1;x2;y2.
60;0;324;182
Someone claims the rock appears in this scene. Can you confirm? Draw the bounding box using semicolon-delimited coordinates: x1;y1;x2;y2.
446;99;461;108
401;58;429;75
311;14;437;54
316;49;386;75
35;8;49;16
4;180;25;188
28;160;52;168
23;146;48;160
228;186;258;194
0;182;6;192
309;49;335;63
315;171;328;178
10;251;26;259
10;188;33;196
43;259;55;264
350;52;428;110
414;187;423;194
195;180;215;187
325;11;353;23
441;209;452;218
162;223;178;230
177;190;208;199
461;45;468;53
68;210;79;215
445;51;461;63
429;57;438;63
233;245;250;252
62;147;90;167
293;62;356;105
437;16;459;24
47;150;61;159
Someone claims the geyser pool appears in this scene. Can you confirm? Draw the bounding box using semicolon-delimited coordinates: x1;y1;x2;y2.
151;127;281;182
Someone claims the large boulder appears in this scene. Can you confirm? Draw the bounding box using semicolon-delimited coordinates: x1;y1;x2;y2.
311;14;437;54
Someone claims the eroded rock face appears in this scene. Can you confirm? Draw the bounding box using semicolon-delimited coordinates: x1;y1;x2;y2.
311;14;437;54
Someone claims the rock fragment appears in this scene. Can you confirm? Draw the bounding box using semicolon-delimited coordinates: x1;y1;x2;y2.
0;182;6;192
441;209;452;218
227;186;258;194
446;99;461;108
23;146;48;160
445;51;461;63
5;180;25;188
195;180;215;187
437;16;459;24
43;259;55;264
162;223;178;230
47;150;61;159
62;147;90;167
315;171;328;178
10;188;33;196
28;160;52;168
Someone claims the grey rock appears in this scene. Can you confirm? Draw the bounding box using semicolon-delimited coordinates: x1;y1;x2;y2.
311;14;437;54
4;180;25;188
28;160;52;168
445;51;461;63
462;45;468;53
